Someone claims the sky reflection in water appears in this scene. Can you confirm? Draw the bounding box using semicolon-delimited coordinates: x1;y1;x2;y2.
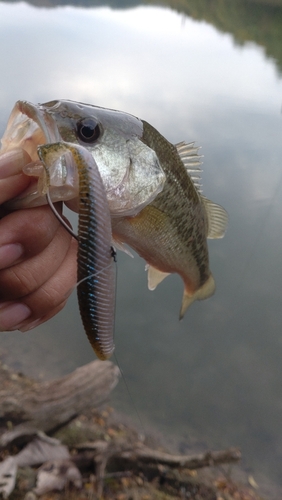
0;2;282;494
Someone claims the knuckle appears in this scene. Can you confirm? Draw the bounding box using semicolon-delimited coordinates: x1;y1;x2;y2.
0;266;39;300
40;286;64;310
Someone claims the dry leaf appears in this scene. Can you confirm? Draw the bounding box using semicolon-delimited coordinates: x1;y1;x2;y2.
0;456;17;498
34;459;82;495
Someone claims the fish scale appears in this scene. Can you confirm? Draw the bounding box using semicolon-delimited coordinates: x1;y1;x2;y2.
112;120;212;316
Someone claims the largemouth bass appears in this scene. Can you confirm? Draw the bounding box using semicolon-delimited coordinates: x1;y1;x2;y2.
0;100;228;324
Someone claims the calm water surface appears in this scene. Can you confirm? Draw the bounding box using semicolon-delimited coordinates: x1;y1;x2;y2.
1;1;282;495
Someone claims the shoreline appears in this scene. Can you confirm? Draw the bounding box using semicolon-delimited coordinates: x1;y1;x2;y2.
0;359;267;500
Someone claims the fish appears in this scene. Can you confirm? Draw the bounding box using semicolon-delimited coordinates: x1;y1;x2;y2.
0;99;228;322
37;142;116;360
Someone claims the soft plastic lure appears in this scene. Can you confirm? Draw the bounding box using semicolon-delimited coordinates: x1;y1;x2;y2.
38;142;116;360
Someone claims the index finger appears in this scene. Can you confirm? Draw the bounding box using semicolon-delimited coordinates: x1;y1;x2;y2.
0;149;33;205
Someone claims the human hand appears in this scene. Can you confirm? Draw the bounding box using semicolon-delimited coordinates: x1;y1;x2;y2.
0;149;78;332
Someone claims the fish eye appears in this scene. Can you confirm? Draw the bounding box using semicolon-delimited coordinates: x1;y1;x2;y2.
76;117;101;143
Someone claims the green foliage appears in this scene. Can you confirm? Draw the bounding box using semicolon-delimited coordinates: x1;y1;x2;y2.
162;0;282;73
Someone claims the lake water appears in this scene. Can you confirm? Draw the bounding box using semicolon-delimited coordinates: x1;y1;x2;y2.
1;0;282;496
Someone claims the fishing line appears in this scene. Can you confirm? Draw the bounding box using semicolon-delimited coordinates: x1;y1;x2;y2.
110;253;146;440
60;263;114;302
78;247;146;441
46;190;78;240
113;353;163;478
46;193;147;442
75;250;147;440
48;192;116;306
113;353;145;442
75;263;113;288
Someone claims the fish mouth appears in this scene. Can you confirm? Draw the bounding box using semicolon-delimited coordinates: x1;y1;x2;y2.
0;100;63;209
1;100;61;160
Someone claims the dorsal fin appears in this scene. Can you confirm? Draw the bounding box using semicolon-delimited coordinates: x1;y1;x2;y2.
175;141;203;193
175;142;228;238
201;195;228;239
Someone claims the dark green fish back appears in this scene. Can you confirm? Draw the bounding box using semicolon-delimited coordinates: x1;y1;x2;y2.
141;121;210;287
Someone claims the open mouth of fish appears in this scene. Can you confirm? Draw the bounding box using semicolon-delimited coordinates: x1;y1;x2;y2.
0;101;81;209
1;100;60;158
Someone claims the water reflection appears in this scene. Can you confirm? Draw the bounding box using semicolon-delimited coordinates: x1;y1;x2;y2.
2;0;282;74
0;1;282;496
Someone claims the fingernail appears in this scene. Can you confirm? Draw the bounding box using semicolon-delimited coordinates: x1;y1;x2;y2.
0;244;24;270
18;317;43;332
0;302;32;331
0;149;32;179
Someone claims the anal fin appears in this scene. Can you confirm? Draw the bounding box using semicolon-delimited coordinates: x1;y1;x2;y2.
147;265;170;290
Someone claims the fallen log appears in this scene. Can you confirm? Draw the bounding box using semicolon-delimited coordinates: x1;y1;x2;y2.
74;439;241;496
119;444;241;469
0;360;120;447
75;440;241;469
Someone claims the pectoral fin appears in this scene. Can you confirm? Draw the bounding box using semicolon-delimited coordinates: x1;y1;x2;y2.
112;237;134;258
180;273;215;319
